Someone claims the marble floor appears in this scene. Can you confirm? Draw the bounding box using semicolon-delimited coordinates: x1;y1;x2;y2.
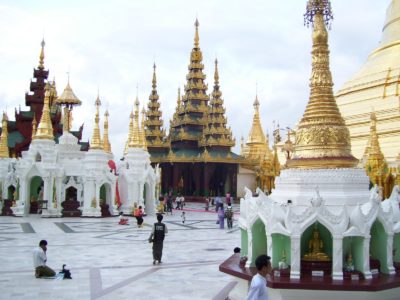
0;203;243;300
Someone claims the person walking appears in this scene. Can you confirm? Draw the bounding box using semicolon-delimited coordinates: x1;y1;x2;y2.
225;206;234;229
134;206;144;228
217;205;225;229
33;240;56;278
148;214;168;265
246;255;271;300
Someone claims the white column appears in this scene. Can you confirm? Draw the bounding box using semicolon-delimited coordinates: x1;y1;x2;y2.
266;234;273;264
386;234;396;275
332;236;343;280
139;181;144;206
290;235;301;279
245;228;253;268
362;236;372;279
42;176;50;203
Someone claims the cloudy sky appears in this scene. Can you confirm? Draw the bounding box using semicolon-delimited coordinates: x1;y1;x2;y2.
0;0;390;159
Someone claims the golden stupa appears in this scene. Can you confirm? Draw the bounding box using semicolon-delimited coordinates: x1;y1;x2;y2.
336;0;400;164
287;0;358;169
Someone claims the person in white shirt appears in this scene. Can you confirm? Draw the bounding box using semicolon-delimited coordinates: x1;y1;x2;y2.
247;254;271;300
33;240;56;278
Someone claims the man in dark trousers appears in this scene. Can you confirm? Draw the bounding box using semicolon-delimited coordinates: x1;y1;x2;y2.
148;214;168;265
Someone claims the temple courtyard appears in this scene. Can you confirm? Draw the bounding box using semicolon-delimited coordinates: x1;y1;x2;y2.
0;203;242;300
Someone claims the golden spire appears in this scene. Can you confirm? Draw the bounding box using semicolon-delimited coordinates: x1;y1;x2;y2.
365;112;387;184
125;110;134;153
141;106;147;150
152;63;157;91
90;93;103;150
0;112;9;158
129;96;141;148
38;39;45;70
287;0;358;169
103;110;112;153
194;18;200;48
245;95;267;150
177;87;181;108
34;82;54;140
31;114;37;140
214;58;219;84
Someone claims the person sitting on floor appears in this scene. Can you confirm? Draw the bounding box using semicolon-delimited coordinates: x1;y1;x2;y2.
118;212;129;225
33;240;56;278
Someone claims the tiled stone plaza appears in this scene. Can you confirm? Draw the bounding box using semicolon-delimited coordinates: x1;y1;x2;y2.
0;203;242;300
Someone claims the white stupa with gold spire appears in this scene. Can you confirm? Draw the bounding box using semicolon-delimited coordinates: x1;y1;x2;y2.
233;2;400;293
118;94;157;216
82;93;117;217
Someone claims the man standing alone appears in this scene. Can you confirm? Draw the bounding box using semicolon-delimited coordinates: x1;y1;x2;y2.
247;255;271;300
33;240;56;278
148;214;168;265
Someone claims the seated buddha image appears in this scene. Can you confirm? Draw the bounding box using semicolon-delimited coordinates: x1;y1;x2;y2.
303;226;331;261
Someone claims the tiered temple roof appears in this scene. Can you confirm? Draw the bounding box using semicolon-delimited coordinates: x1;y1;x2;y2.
200;59;235;149
144;64;168;152
0;41;87;156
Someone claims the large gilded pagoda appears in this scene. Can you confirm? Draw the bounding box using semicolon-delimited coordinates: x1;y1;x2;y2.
0;40;87;157
145;20;242;197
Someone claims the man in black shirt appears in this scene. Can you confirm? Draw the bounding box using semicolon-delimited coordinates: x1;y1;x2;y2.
148;214;168;265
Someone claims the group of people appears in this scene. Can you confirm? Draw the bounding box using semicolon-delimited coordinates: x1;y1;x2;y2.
118;205;144;227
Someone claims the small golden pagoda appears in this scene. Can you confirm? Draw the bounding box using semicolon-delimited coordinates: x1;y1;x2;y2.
336;0;400;163
287;0;358;169
33;82;55;140
364;112;395;199
90;94;103;150
241;95;279;193
0;112;10;158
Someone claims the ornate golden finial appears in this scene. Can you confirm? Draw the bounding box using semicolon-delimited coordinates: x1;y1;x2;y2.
38;39;45;70
90;93;103;150
125;110;134;153
152;63;157;91
177;87;181;108
141;106;147;150
103;110;112;153
34;83;54;140
55;78;81;133
287;0;357;169
214;58;219;84
194;18;200;48
31;114;37;140
0;112;9;158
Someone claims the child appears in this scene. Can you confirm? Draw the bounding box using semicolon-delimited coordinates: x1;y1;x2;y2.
118;212;128;225
181;211;186;224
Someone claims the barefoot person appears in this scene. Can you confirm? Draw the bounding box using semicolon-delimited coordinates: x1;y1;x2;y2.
148;214;168;265
33;240;56;278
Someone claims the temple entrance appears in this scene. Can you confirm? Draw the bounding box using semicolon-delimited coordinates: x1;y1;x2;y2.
300;223;332;277
29;176;43;214
251;219;267;267
370;220;388;273
100;183;112;217
61;186;81;217
209;164;227;196
7;185;16;201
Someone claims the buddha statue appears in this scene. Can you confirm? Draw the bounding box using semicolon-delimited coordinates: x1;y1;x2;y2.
344;252;355;272
303;226;331;261
278;249;289;270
